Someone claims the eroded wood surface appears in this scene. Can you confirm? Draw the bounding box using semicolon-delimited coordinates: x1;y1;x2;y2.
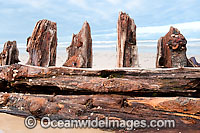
0;64;200;132
0;93;200;132
0;41;20;66
26;19;57;67
156;27;188;68
0;64;199;96
117;12;139;67
63;21;92;68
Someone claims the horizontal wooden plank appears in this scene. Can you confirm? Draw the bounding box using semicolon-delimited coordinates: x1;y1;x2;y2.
0;93;200;132
0;64;200;96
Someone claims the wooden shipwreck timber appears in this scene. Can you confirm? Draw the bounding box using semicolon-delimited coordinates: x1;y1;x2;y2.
0;15;200;132
0;93;200;132
0;64;200;132
0;64;200;96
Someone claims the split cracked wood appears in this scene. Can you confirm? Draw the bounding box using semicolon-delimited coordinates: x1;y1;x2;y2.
117;12;139;67
0;64;200;96
26;19;57;67
0;41;20;66
63;21;92;68
0;93;200;132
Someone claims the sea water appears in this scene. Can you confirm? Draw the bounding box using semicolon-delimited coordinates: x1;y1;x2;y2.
0;39;199;57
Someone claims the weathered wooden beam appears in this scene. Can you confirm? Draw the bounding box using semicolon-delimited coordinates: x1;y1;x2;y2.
0;64;200;96
63;21;92;68
117;12;139;67
26;19;57;67
0;93;200;132
156;26;188;68
0;41;20;66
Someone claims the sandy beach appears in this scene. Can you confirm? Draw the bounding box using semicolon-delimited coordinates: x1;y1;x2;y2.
19;51;157;68
0;113;108;133
19;50;200;69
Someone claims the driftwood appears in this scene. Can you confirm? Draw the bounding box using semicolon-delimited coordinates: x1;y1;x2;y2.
63;21;92;68
117;12;139;67
0;93;200;132
0;64;200;96
156;27;188;68
0;41;20;66
26;19;57;67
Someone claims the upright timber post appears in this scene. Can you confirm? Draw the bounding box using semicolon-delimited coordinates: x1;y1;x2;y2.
156;26;188;68
63;21;92;68
117;12;139;67
0;41;20;66
26;19;57;67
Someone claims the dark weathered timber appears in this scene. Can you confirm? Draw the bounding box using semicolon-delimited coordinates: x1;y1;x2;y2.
156;27;188;68
0;93;200;132
26;19;57;67
0;41;20;66
0;64;200;96
63;21;92;68
117;12;139;67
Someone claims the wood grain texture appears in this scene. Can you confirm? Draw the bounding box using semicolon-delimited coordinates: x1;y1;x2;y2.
26;19;57;67
63;21;92;68
0;41;20;66
117;12;139;67
0;93;200;132
0;64;199;96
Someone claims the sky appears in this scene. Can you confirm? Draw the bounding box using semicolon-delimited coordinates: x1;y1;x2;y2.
0;0;200;44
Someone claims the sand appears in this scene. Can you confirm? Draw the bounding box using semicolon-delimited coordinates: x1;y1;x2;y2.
19;50;158;68
19;50;200;69
0;113;107;133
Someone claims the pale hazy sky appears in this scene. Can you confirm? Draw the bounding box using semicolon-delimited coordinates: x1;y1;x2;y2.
0;0;200;44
